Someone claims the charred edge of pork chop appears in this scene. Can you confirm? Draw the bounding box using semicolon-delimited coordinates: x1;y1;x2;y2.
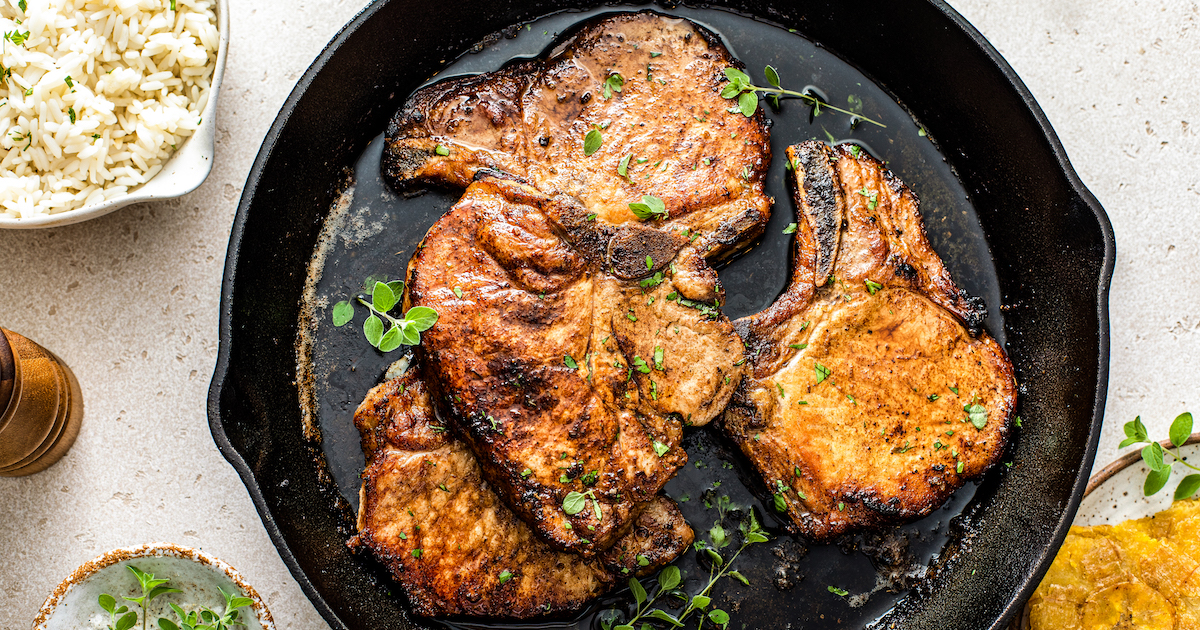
406;174;742;556
721;140;1016;542
348;369;694;618
381;62;535;191
381;11;772;262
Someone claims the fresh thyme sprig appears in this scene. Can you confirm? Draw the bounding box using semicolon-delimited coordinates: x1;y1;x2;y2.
600;509;769;630
1121;412;1200;500
720;67;886;129
331;276;439;352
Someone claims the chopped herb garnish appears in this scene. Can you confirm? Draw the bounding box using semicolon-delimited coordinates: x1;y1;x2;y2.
864;279;882;295
412;549;423;558
788;343;808;350
632;356;651;373
856;187;879;210
618;153;632;177
653;346;664;370
966;399;987;429
498;570;513;584
67;107;76;123
453;286;463;299
434;144;449;156
814;363;831;384
602;72;624;99
928;394;940;402
564;354;578;369
652;440;669;457
640;272;664;289
521;468;532;478
782;222;797;234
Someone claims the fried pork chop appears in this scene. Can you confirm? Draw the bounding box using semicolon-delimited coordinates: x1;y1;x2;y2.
382;11;771;262
407;172;743;557
349;368;694;618
721;141;1018;541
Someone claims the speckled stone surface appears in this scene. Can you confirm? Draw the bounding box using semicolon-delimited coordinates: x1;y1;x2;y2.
1;1;1197;628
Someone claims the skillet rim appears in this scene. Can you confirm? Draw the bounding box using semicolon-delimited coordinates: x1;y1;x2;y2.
206;1;1117;628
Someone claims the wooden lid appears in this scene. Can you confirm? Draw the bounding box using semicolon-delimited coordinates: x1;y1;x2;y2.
0;329;14;414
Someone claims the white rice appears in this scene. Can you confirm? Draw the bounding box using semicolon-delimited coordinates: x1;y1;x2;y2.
0;0;217;218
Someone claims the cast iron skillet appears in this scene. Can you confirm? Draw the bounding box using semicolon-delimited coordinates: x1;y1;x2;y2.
207;1;1115;628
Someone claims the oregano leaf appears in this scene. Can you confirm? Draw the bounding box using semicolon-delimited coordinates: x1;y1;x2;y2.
378;325;403;353
1175;474;1200;501
737;90;758;117
331;300;354;326
363;314;384;347
1170;412;1193;448
657;565;681;591
764;64;780;88
405;306;439;331
372;281;396;313
1143;442;1167;472
1145;464;1172;496
629;578;647;606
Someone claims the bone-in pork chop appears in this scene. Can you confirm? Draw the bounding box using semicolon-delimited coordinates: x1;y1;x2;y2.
349;368;694;618
407;172;743;556
721;141;1018;541
382;11;771;262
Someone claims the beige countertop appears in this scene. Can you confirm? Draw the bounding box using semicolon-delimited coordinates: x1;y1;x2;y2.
2;0;1197;627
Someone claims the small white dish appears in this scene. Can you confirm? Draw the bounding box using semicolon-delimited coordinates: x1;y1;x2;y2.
32;542;275;630
1014;433;1200;629
0;0;229;230
1076;432;1200;525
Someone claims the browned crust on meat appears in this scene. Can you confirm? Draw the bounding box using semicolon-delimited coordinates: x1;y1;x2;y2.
349;369;693;618
382;11;772;262
406;174;742;556
722;141;1017;542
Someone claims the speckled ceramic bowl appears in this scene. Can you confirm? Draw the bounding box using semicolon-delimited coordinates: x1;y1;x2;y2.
33;543;274;630
1015;433;1200;629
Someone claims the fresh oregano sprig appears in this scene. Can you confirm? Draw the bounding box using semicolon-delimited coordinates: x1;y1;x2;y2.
1120;412;1200;500
159;586;255;630
600;509;769;630
98;567;253;630
331;276;439;352
720;67;886;128
98;566;181;630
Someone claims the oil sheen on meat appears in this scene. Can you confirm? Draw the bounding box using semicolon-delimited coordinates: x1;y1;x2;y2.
407;172;743;557
381;11;771;262
721;141;1018;541
349;367;694;618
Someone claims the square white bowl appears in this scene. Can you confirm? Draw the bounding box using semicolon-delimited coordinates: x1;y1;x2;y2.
0;0;230;230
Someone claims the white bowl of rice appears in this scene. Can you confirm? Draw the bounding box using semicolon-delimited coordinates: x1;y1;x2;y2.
0;0;227;228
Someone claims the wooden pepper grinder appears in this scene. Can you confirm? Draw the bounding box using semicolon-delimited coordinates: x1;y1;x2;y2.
0;328;83;476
